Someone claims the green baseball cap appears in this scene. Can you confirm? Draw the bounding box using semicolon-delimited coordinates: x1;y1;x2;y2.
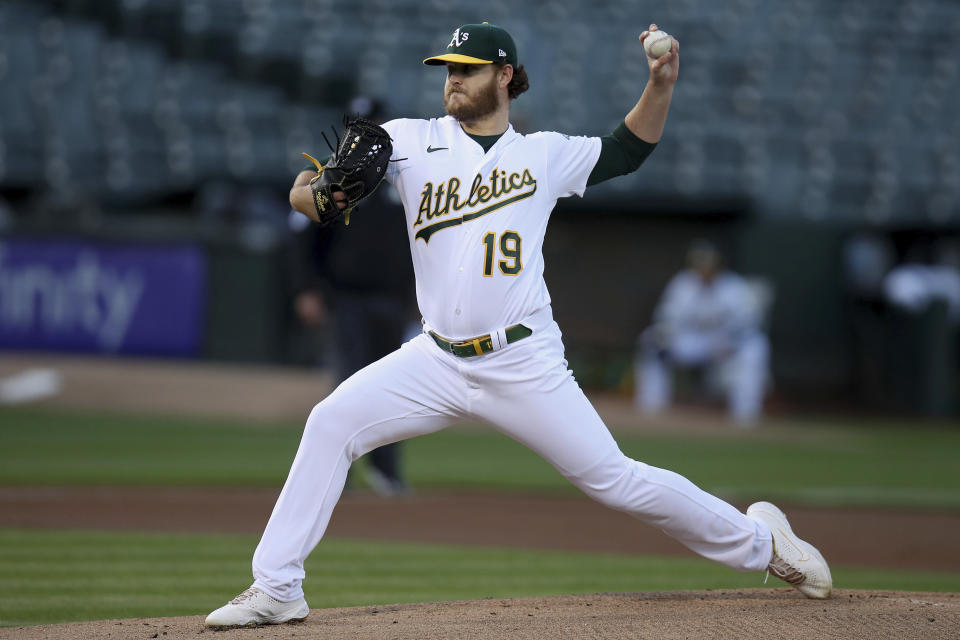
423;22;518;67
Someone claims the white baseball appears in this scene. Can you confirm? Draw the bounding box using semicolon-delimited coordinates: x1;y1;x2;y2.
643;30;672;58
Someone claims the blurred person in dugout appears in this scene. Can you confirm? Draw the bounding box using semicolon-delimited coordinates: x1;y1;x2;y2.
287;96;416;495
882;240;960;323
635;240;771;427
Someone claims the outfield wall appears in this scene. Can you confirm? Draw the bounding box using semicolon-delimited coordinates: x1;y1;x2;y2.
1;211;957;415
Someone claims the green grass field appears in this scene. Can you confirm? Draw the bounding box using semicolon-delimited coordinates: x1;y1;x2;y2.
1;406;959;627
2;406;959;509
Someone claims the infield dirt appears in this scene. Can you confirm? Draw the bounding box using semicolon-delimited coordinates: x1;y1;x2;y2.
2;590;958;639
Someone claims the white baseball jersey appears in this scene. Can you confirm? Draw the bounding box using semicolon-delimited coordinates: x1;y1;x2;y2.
655;270;761;338
383;116;601;339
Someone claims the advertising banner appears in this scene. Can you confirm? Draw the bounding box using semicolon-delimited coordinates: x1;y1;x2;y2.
0;237;207;356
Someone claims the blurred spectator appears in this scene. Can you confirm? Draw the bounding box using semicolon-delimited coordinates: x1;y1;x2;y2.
843;233;896;301
634;240;771;426
883;241;960;324
286;97;416;495
844;235;960;415
873;238;960;416
843;233;898;406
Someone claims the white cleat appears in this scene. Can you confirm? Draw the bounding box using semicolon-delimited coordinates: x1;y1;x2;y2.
204;586;310;627
746;501;833;599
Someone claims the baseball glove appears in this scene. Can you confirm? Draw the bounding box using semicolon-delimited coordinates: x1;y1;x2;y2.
301;116;393;227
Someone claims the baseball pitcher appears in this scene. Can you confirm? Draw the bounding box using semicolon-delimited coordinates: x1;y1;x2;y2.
206;22;831;628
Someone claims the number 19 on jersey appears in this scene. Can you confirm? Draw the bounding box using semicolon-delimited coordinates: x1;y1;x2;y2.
482;231;523;276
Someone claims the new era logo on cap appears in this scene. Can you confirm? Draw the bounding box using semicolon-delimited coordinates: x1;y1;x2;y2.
423;22;518;68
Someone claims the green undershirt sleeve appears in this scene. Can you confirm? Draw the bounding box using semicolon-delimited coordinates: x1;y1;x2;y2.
586;121;657;187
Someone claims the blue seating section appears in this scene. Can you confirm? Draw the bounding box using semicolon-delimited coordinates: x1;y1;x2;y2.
0;0;957;220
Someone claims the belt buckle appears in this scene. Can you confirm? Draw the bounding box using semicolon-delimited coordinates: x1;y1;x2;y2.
452;334;491;356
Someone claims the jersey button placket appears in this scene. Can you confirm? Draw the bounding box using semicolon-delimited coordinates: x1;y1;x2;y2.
451;226;471;330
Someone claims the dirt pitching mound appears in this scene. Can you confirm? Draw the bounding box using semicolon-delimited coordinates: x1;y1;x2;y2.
4;590;957;640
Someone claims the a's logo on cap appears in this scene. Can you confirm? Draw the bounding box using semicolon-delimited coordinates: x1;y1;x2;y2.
448;28;469;48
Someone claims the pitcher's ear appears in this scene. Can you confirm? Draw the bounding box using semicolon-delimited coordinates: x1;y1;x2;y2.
500;64;514;87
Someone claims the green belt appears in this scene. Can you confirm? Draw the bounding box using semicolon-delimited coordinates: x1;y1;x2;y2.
429;324;533;358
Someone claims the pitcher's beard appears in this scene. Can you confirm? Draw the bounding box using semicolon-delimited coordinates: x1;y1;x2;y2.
444;75;501;124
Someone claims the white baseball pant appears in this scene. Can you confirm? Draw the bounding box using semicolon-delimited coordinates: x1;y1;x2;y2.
636;329;770;424
252;310;773;601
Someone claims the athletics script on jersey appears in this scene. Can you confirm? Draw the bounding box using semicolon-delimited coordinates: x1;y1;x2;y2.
413;167;537;242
